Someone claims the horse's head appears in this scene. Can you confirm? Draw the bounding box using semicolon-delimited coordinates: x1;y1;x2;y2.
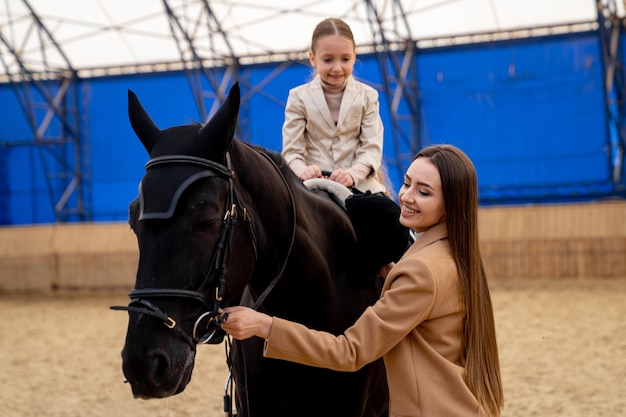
115;83;256;398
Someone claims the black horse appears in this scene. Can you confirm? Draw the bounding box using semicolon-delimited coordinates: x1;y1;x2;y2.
113;83;409;417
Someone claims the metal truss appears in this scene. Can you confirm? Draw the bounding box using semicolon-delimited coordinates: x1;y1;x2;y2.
0;0;89;223
161;0;239;121
363;0;421;183
597;0;626;191
159;0;303;144
2;0;420;223
161;0;421;183
1;1;618;223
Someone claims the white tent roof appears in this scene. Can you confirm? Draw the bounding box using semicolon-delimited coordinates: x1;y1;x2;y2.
0;0;607;77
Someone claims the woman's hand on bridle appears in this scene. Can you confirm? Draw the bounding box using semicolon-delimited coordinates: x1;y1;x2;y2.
219;306;273;340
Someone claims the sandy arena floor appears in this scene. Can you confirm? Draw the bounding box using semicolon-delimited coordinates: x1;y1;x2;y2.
1;277;625;417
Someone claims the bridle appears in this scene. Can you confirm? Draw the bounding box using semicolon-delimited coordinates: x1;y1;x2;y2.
111;149;297;347
110;148;296;417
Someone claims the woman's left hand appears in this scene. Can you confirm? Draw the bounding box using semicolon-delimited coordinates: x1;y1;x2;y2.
219;306;273;340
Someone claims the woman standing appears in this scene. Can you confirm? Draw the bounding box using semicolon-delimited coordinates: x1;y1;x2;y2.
222;144;504;417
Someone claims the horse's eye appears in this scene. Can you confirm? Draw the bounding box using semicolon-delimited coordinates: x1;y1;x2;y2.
190;206;221;230
195;217;220;230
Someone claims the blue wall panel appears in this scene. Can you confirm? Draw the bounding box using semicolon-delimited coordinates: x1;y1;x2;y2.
240;63;305;151
0;31;620;224
417;33;610;203
85;73;204;221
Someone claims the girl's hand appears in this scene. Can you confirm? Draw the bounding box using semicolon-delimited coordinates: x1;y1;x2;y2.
219;306;273;340
300;165;323;180
330;169;355;188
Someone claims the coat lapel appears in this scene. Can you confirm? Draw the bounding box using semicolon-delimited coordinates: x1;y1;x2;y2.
308;75;336;129
404;222;449;257
336;76;357;127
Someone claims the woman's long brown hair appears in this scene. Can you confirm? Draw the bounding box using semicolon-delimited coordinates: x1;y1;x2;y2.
416;145;504;417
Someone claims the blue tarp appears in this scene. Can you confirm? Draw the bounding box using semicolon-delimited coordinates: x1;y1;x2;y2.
0;30;623;225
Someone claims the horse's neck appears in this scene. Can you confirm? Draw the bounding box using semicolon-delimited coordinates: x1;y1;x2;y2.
231;143;356;325
257;186;356;327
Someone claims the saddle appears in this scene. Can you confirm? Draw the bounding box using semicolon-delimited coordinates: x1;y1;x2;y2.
304;178;411;271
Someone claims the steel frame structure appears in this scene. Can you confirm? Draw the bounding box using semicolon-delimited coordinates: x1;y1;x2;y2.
0;0;88;222
598;0;626;189
0;0;622;222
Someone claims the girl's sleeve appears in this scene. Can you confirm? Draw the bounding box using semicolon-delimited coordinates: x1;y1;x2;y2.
263;256;437;371
282;89;308;176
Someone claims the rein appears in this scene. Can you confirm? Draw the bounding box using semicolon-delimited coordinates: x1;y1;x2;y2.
249;151;297;310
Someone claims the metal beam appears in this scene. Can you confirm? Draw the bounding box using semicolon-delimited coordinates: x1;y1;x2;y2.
597;0;626;190
363;0;422;188
161;0;240;120
0;0;90;223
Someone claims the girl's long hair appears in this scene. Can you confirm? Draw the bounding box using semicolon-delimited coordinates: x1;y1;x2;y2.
416;145;503;417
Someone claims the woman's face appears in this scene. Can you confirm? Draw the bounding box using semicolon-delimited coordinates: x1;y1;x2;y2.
398;157;446;232
308;34;355;87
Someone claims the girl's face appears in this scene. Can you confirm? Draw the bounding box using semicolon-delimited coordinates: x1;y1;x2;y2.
309;34;355;87
398;157;446;232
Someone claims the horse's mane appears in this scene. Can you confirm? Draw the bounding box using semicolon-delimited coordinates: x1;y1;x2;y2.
243;142;297;180
247;143;283;165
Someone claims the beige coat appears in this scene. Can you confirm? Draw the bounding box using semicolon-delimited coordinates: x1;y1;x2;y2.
264;222;488;417
281;75;386;194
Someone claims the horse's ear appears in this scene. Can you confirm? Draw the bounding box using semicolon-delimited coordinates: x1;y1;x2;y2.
198;82;240;155
128;90;161;154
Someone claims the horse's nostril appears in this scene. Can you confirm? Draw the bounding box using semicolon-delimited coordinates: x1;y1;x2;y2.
149;350;171;385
